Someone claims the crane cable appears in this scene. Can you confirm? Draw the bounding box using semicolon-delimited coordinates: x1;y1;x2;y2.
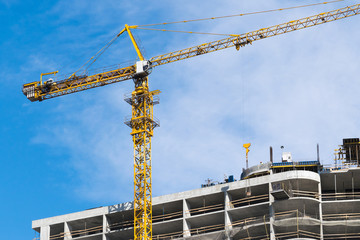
135;0;346;37
135;28;240;37
137;0;345;27
68;29;126;78
69;0;345;76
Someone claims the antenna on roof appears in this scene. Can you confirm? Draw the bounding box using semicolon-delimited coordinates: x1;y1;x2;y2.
317;143;320;163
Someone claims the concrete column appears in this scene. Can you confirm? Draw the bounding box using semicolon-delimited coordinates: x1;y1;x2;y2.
64;222;72;240
268;170;276;240
224;190;233;240
183;199;191;237
183;198;191;218
40;225;50;240
103;215;108;240
318;181;324;240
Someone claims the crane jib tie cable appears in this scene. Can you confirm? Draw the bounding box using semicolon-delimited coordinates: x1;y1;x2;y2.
137;0;345;27
68;0;345;76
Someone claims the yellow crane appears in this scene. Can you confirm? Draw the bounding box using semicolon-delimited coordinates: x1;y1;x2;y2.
23;3;360;240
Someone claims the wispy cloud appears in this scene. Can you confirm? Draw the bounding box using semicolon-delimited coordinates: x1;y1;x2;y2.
29;0;360;203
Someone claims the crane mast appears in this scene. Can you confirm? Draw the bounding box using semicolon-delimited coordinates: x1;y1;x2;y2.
125;74;158;239
124;25;159;239
22;3;360;240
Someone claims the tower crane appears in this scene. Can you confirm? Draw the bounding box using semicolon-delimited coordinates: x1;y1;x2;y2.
22;3;360;240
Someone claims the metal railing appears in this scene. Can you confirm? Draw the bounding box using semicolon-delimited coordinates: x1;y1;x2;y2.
186;203;224;216
230;194;269;208
108;210;184;231
322;191;360;201
324;232;360;239
292;189;319;199
323;212;360;221
275;229;321;240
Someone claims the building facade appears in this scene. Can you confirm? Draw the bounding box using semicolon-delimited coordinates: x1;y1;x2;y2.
33;162;360;240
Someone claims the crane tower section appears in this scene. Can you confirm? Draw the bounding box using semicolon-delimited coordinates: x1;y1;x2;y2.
22;3;360;240
124;74;160;239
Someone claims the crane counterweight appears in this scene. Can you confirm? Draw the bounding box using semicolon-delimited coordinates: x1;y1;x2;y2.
22;3;360;240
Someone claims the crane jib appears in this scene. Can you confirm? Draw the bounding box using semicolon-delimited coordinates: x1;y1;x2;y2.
21;3;360;240
22;65;136;101
150;3;360;67
22;3;360;102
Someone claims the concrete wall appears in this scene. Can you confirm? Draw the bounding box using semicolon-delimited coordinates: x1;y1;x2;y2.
32;168;360;240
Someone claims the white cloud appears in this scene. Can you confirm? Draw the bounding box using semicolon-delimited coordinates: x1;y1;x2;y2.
32;0;360;202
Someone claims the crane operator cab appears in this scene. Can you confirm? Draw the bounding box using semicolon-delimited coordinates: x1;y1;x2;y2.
134;60;152;79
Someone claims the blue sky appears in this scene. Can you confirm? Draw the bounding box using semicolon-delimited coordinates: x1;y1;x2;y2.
1;0;359;239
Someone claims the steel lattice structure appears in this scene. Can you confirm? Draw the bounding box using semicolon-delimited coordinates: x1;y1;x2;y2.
23;3;360;103
124;76;160;239
22;3;360;240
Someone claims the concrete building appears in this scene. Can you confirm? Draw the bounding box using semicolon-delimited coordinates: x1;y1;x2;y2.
32;158;360;240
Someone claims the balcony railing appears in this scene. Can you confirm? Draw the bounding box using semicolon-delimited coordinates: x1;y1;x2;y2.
276;230;320;240
322;191;360;201
186;203;224;216
108;210;183;231
323;232;360;239
275;209;320;221
292;190;319;199
323;212;360;221
230;194;269;208
46;224;103;240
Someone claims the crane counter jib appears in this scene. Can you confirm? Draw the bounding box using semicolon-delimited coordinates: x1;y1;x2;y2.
22;3;360;102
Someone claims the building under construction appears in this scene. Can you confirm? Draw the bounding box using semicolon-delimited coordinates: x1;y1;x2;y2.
32;139;360;240
23;3;360;239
